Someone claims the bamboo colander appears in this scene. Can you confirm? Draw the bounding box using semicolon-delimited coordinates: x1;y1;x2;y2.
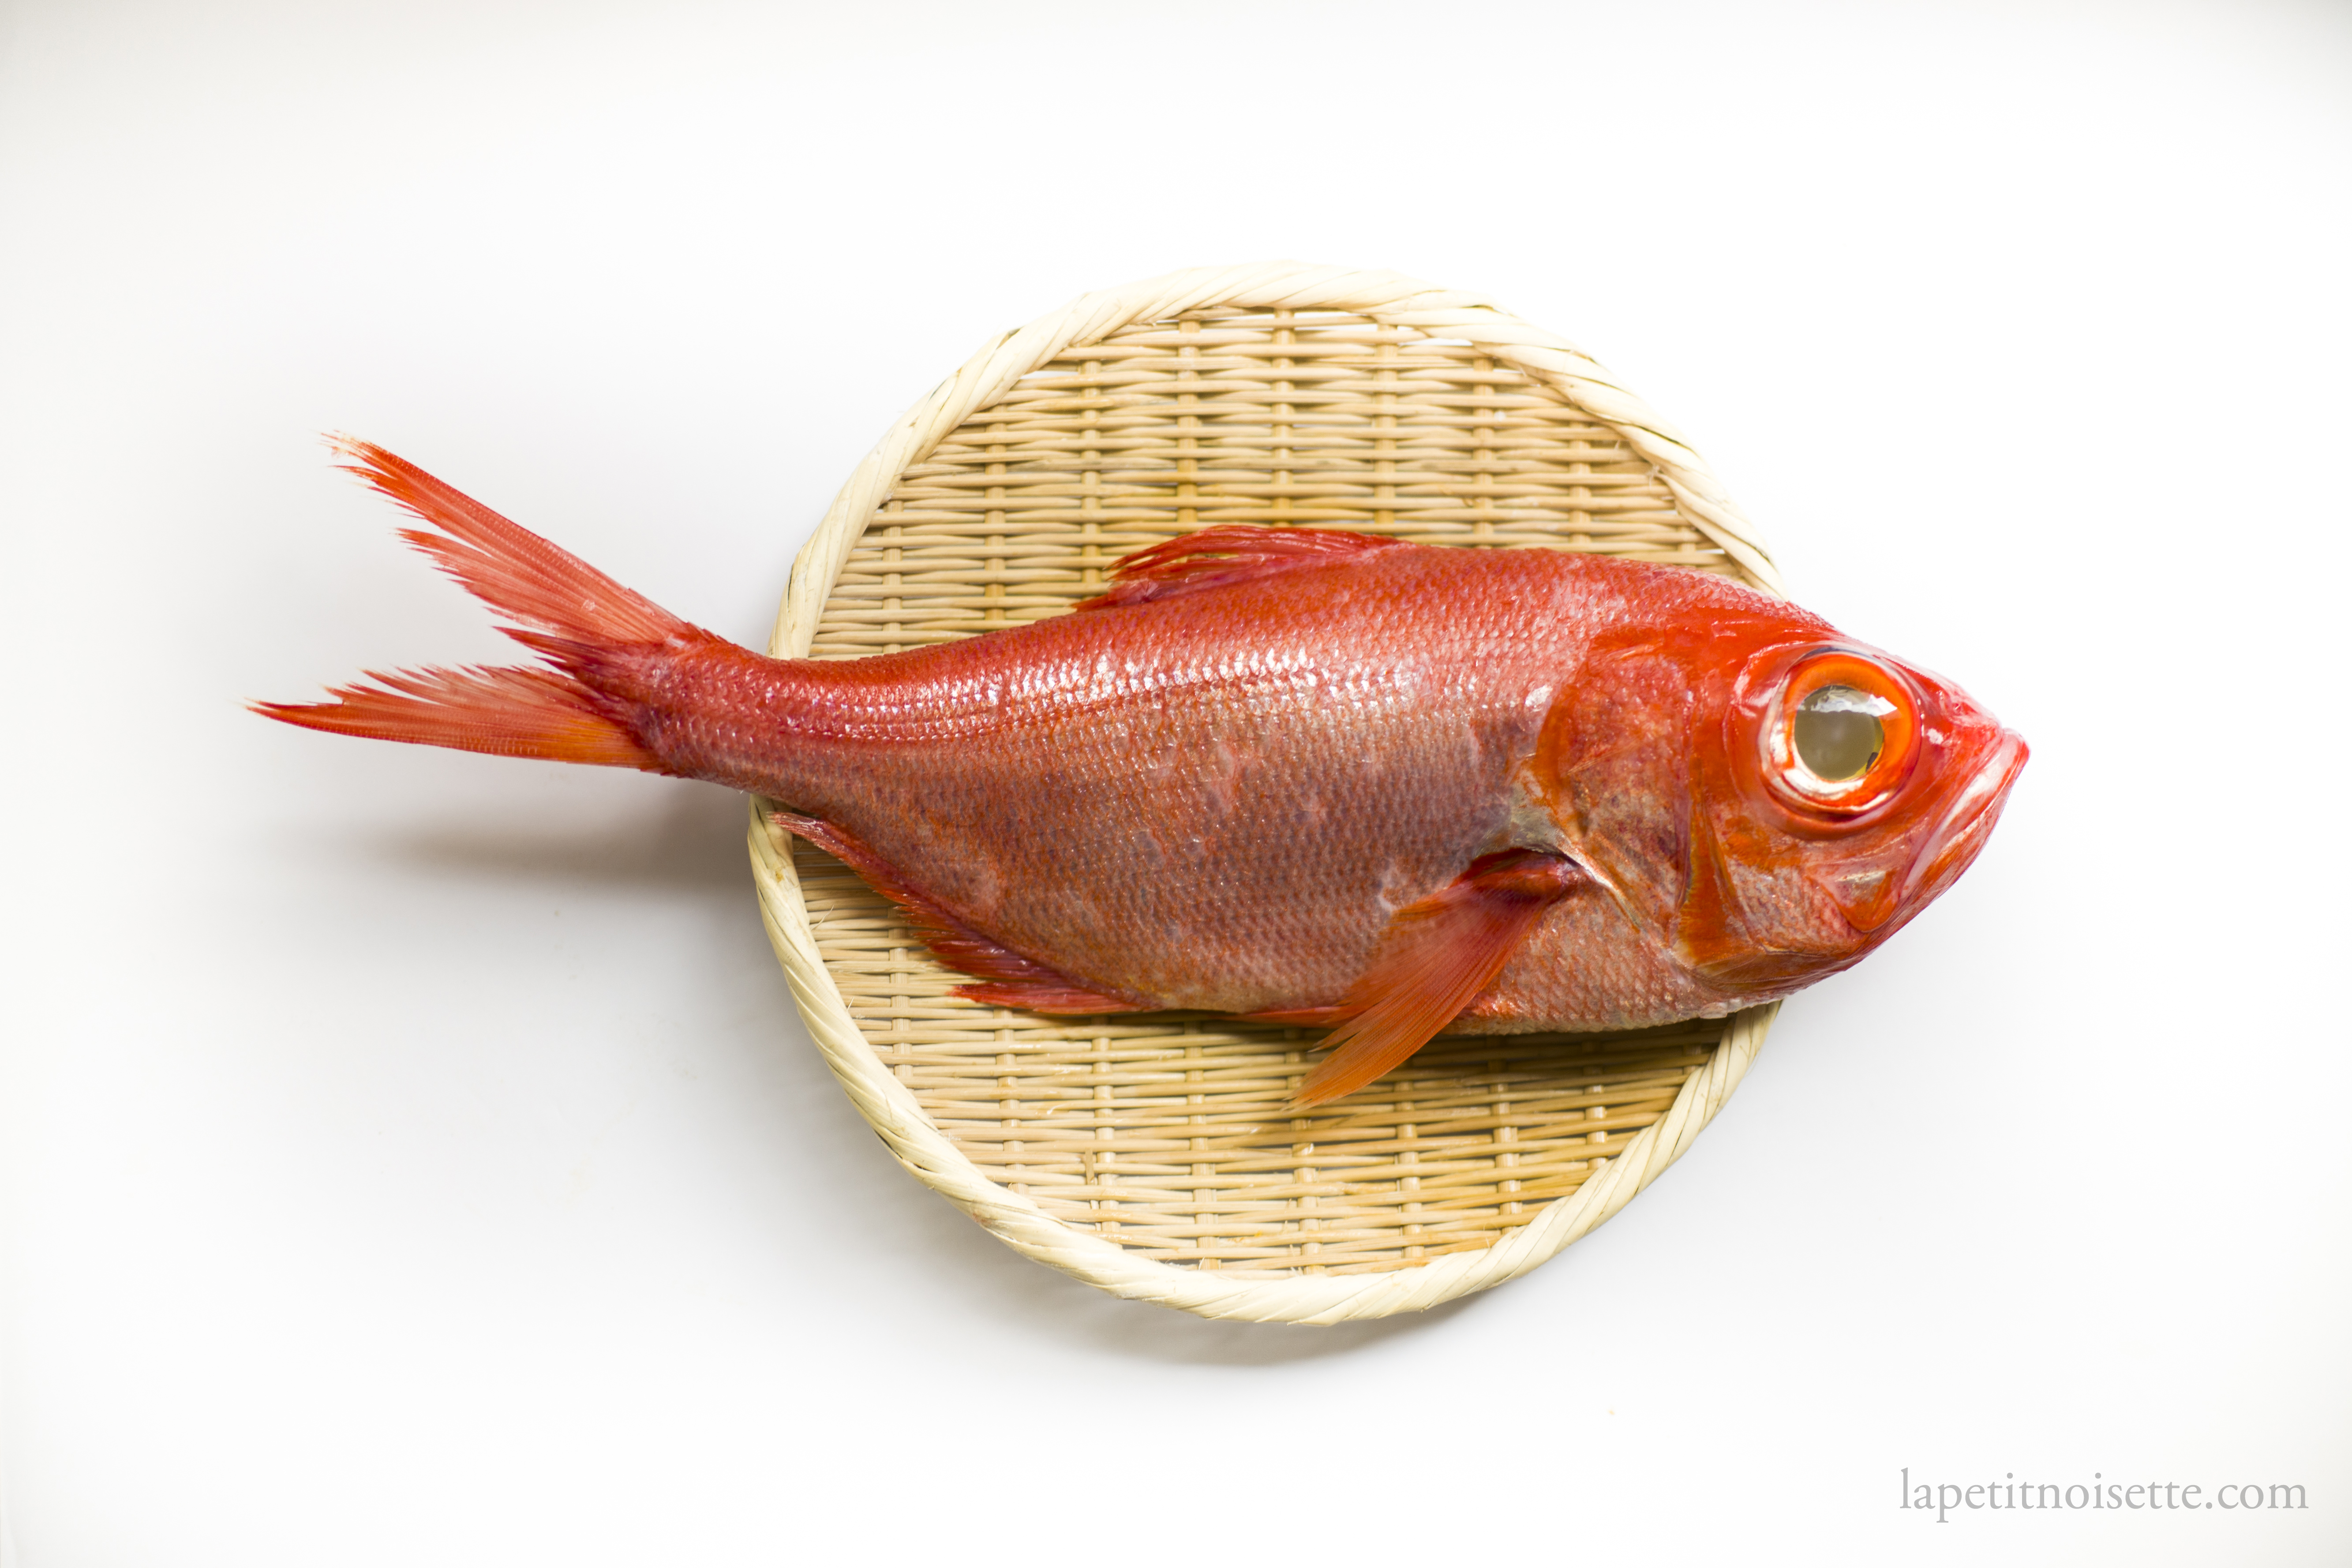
749;262;1783;1323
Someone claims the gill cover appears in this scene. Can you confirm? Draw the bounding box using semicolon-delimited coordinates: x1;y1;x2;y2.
1539;620;2023;996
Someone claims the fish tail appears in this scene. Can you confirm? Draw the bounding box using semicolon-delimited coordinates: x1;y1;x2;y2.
327;434;689;646
253;438;711;770
253;662;661;767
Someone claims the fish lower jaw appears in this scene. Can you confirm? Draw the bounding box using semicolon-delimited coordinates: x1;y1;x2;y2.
1898;728;2028;908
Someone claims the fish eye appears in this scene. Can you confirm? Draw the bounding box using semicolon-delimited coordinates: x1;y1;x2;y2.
1793;685;1892;781
1763;651;1921;816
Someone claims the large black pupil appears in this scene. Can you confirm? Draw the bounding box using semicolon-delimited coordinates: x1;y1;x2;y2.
1794;686;1885;781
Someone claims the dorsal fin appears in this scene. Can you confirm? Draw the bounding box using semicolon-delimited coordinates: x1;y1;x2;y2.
1074;526;1409;610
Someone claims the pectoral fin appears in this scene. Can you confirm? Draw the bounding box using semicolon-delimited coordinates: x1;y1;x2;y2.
1293;849;1583;1109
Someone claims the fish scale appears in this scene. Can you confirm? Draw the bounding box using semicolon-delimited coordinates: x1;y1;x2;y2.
665;549;1646;1014
260;441;2027;1106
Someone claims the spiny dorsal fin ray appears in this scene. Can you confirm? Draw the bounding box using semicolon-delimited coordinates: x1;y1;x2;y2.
1075;525;1410;611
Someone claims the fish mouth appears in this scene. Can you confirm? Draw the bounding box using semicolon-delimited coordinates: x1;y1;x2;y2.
1897;728;2029;908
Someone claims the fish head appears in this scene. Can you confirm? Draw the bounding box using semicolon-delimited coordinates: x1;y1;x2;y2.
1539;607;2027;999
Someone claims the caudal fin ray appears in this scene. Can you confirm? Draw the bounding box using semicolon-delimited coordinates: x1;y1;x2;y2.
257;439;715;770
253;663;663;769
330;435;688;646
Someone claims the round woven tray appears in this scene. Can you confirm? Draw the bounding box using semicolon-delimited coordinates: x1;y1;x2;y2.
749;262;1783;1323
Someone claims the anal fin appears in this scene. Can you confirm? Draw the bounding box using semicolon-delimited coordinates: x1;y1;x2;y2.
775;812;1148;1016
1294;849;1583;1109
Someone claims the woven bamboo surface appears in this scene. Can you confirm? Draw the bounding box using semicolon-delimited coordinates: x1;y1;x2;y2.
749;263;1782;1321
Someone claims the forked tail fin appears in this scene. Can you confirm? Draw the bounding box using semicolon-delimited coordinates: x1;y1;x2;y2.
255;661;663;767
252;438;704;769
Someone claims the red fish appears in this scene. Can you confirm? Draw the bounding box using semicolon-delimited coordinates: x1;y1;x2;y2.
259;442;2027;1106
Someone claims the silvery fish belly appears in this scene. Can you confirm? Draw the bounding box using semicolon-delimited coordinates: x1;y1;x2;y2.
261;443;2028;1105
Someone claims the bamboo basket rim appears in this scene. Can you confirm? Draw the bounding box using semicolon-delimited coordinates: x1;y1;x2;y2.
746;261;1782;1323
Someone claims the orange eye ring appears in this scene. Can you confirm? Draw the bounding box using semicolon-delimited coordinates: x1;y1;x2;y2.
1761;650;1921;817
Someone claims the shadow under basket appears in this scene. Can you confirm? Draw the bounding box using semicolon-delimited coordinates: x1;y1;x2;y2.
748;262;1783;1323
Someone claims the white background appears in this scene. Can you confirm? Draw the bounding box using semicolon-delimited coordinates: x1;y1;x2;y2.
4;1;2348;1563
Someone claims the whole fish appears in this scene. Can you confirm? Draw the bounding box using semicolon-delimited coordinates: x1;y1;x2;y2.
260;442;2027;1106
